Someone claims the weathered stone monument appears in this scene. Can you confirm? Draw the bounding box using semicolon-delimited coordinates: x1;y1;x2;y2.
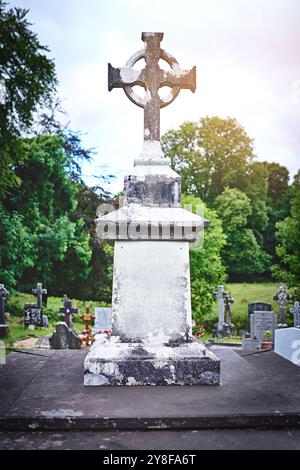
213;286;233;338
84;32;220;386
0;284;9;338
59;295;78;329
275;327;300;366
24;283;48;328
274;283;292;327
290;301;300;328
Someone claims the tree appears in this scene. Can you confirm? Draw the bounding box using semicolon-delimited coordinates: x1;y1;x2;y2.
1;134;92;294
272;171;300;297
263;162;291;262
215;188;270;278
181;194;227;323
162;117;255;205
0;0;57;196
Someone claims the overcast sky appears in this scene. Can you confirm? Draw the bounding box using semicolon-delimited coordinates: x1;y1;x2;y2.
9;0;300;194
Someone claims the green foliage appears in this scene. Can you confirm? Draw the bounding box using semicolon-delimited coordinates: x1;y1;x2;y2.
181;194;227;323
162;117;255;204
272;173;300;297
215;188;270;276
0;134;92;295
0;0;57;196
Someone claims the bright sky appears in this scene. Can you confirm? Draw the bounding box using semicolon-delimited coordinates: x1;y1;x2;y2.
9;0;300;194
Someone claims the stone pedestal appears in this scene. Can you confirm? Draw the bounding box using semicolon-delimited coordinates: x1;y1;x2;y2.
84;338;220;386
84;162;221;385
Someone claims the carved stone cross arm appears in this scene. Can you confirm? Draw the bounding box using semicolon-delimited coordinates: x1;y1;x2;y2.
108;32;196;142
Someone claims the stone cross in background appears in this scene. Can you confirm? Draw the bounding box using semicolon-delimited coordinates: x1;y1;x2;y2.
224;292;234;325
290;301;300;328
213;285;228;338
274;283;292;327
108;32;196;143
0;284;9;338
32;283;47;309
59;295;78;329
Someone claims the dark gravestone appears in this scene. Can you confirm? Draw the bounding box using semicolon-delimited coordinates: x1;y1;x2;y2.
49;323;81;349
59;295;78;329
24;283;48;328
248;302;272;332
24;304;43;327
0;284;9;338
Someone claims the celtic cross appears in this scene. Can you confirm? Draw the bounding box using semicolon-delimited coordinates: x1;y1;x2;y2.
108;32;196;144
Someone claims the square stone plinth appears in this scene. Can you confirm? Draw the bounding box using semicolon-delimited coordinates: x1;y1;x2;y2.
84;338;220;386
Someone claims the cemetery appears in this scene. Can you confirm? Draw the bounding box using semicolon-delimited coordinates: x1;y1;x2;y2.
1;0;300;454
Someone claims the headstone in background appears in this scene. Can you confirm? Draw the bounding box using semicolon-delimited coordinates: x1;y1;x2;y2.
24;283;48;328
93;307;112;334
32;283;47;308
49;322;81;349
213;285;227;338
224;292;234;325
242;336;261;350
250;310;277;344
248;302;272;332
274;283;292;327
290;301;300;329
0;284;9;338
24;303;43;327
275;328;300;366
59;295;78;329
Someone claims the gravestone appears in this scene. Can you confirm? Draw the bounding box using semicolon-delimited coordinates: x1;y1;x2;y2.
250;310;277;344
24;303;43;327
49;323;81;349
213;286;234;338
59;295;78;329
275;328;300;366
24;283;48;328
274;283;292;327
248;302;272;332
224;293;234;325
0;284;9;338
84;32;220;386
242;335;261;351
290;301;300;328
93;308;112;334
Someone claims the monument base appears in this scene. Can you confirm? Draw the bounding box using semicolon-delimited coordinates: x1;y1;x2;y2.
84;337;220;386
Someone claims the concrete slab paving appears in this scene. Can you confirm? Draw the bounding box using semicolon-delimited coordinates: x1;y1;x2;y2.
0;348;300;431
1;429;300;450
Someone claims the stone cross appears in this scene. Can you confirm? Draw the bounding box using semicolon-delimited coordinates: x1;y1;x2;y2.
224;292;234;325
273;283;292;326
59;295;78;329
290;301;300;328
32;283;47;309
108;32;196;143
0;284;9;338
213;285;227;326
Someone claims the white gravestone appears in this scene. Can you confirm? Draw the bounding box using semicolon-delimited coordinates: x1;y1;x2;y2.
250;310;277;343
93;308;112;334
275;328;300;366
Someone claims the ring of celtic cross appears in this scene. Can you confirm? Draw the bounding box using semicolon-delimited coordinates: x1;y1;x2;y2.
123;49;181;109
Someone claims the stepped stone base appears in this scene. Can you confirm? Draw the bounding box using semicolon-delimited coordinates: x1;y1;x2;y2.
84;337;220;386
